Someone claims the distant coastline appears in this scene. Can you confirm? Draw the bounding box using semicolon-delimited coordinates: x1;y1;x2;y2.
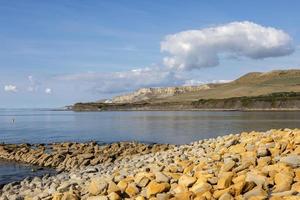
70;69;300;112
71;92;300;112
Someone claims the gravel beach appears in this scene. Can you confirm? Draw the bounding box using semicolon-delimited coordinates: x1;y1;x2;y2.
0;129;300;200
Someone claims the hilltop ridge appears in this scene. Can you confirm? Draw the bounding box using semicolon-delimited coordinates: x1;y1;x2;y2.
72;69;300;111
110;69;300;104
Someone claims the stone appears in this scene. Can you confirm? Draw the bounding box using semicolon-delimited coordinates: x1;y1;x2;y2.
125;183;139;197
173;184;189;194
273;172;293;192
135;196;146;200
217;172;233;189
280;155;300;168
219;192;234;200
257;146;269;157
107;181;120;194
229;144;245;154
221;159;235;172
52;193;63;200
88;179;108;195
107;192;122;200
174;191;194;199
178;175;196;187
134;172;152;187
243;186;268;199
155;172;170;183
61;192;79;200
156;193;170;200
291;182;300;193
245;172;266;186
190;181;212;194
116;180;128;192
146;181;170;198
87;196;108;200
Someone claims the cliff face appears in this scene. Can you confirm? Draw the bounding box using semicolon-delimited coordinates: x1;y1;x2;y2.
112;85;210;103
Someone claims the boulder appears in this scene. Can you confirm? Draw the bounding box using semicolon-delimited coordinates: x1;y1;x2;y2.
155;172;170;183
178;175;196;187
88;179;108;195
280;155;300;168
125;183;139;197
146;181;170;198
217;172;233;189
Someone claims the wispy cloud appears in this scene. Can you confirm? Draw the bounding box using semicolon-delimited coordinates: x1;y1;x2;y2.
57;67;184;94
27;75;39;92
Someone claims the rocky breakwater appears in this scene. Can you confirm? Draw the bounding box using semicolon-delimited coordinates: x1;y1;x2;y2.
0;142;172;172
1;129;300;200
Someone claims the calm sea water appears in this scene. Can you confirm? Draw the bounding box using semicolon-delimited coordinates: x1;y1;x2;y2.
0;109;300;185
1;109;300;144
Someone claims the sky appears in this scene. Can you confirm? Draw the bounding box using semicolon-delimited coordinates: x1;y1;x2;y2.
0;0;300;108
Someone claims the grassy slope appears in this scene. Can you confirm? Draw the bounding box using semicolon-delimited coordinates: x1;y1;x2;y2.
150;69;300;103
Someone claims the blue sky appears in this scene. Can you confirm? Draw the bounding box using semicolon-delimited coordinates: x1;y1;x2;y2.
1;0;300;108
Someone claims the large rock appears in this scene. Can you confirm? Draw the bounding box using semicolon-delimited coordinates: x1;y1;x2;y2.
243;186;268;199
217;172;233;189
178;175;196;187
88;179;108;195
146;181;170;198
273;172;293;192
125;183;139;197
280;155;300;168
221;159;235;172
190;181;212;194
155;172;170;183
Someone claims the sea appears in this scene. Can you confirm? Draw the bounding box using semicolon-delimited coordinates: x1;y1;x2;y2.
0;109;300;185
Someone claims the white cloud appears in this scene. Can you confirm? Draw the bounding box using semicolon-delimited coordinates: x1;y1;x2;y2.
161;21;294;70
45;88;52;94
4;85;17;92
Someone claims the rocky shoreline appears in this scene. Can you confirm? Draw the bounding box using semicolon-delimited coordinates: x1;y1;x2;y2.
0;142;171;172
1;129;300;199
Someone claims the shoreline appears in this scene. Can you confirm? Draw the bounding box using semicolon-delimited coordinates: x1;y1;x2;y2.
0;129;300;199
70;108;300;112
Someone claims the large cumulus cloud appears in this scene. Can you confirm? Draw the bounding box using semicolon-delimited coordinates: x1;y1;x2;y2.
161;21;294;70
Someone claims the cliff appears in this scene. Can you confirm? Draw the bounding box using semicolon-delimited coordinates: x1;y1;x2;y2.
112;85;210;103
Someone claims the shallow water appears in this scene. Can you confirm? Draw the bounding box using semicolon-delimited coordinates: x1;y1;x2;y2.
0;109;300;185
0;159;55;186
